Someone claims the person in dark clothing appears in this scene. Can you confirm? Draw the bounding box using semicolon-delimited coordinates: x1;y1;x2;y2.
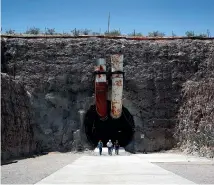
97;140;103;155
114;140;120;155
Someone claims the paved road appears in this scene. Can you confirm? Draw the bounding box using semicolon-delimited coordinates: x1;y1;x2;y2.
35;155;195;184
155;162;214;184
1;152;83;184
136;153;214;184
2;150;214;184
35;150;214;184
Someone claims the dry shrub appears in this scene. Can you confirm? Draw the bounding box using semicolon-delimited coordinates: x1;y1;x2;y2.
175;78;214;157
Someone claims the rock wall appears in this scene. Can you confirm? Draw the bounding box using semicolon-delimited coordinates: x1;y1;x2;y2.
1;37;214;158
1;73;35;161
175;79;214;157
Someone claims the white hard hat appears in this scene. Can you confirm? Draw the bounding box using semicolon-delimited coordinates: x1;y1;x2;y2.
109;140;111;142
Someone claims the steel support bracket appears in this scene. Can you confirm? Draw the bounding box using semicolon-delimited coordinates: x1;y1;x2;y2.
110;71;125;77
93;71;107;75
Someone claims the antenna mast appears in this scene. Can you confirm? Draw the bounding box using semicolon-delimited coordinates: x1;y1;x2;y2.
108;12;110;33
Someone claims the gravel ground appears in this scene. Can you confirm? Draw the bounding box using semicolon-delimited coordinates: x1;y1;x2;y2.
154;162;214;184
1;152;89;184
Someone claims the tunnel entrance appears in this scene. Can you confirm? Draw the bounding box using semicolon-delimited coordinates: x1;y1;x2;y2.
84;101;135;147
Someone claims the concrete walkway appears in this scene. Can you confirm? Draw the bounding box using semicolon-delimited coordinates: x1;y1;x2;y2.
93;147;127;155
35;149;214;184
134;152;213;163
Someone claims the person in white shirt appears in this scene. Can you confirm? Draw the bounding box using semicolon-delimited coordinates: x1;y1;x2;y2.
106;140;113;155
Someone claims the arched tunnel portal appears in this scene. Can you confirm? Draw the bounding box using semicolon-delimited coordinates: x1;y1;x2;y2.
84;101;135;147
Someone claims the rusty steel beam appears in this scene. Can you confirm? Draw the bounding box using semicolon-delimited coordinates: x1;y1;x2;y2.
110;54;124;119
94;58;108;121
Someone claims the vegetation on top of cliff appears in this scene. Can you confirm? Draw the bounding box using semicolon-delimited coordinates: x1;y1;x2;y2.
5;29;16;34
25;27;41;35
185;31;208;38
2;27;212;38
128;31;143;36
105;29;121;36
45;28;56;35
148;31;165;37
72;29;91;36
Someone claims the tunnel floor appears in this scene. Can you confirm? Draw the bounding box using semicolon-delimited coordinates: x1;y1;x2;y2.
84;101;135;147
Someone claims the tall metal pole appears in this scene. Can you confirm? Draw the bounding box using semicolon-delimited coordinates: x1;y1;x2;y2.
207;29;210;37
108;12;110;33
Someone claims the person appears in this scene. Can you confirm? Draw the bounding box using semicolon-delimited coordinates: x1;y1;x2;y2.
97;140;103;155
111;142;114;154
106;140;113;155
115;140;120;155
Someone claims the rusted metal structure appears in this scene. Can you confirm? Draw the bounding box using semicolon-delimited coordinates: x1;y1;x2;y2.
94;58;108;120
110;54;124;119
93;55;125;120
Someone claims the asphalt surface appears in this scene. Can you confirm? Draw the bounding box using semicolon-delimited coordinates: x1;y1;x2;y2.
154;162;214;184
1;152;84;184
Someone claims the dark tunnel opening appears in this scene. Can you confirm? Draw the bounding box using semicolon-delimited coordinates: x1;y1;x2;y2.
84;101;135;147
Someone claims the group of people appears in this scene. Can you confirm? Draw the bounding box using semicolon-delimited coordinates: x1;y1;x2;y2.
97;139;120;156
